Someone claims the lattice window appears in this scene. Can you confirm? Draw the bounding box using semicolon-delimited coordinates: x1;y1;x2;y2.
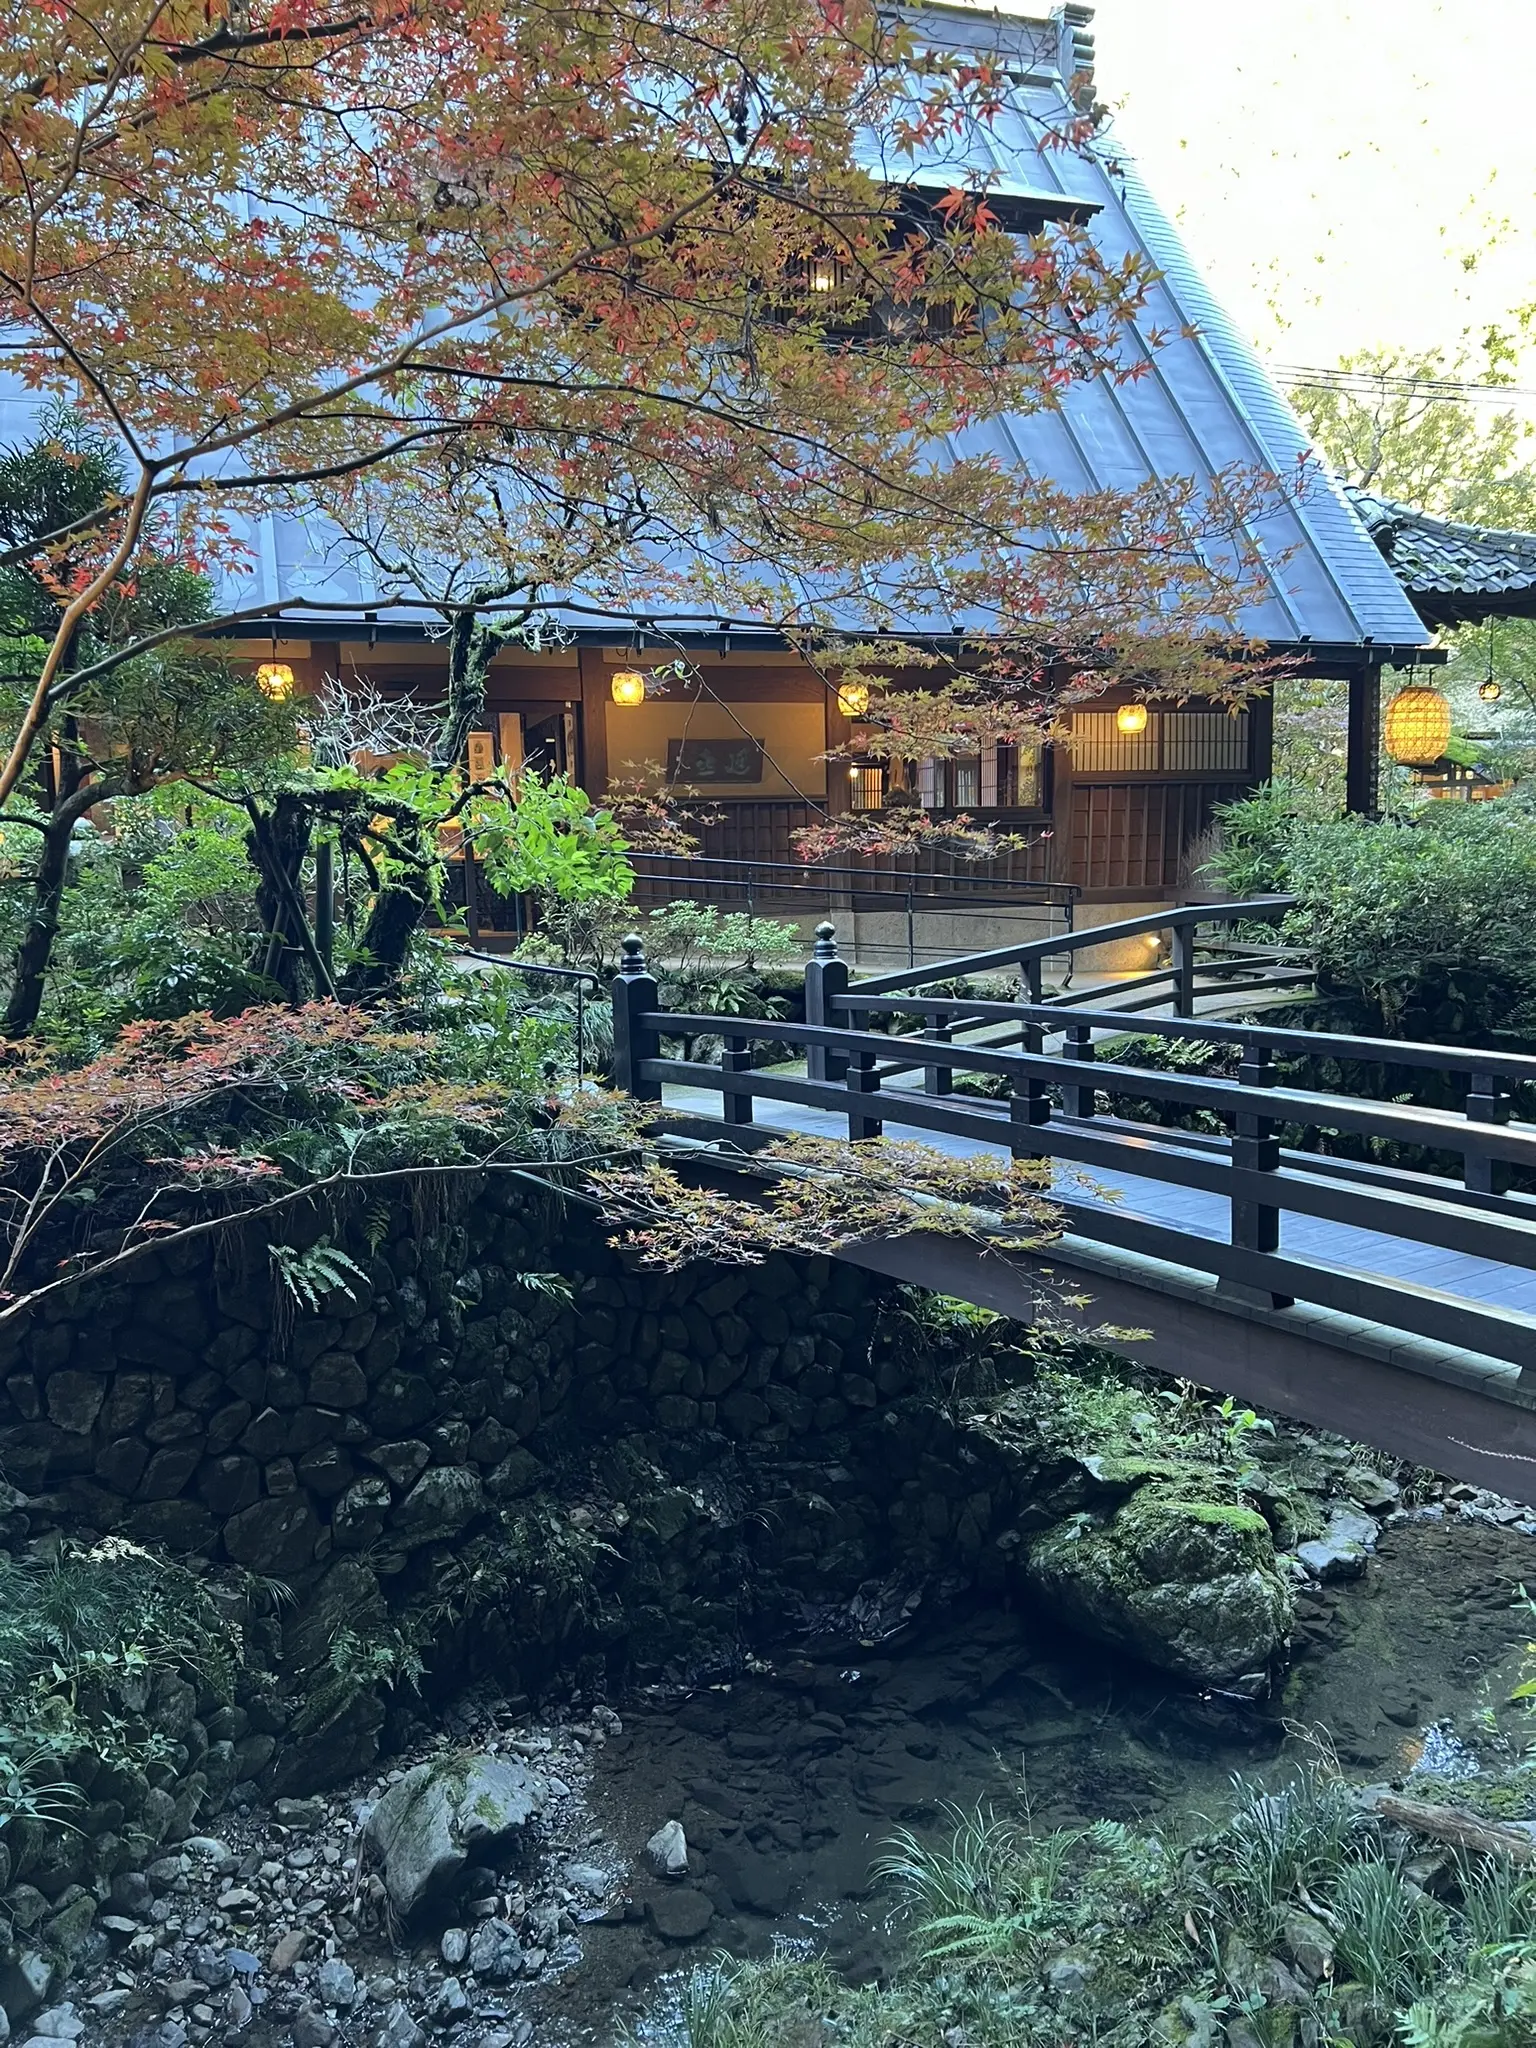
1069;710;1249;775
916;744;1042;809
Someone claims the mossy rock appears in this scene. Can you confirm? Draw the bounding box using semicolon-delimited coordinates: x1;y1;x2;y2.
1025;1487;1293;1691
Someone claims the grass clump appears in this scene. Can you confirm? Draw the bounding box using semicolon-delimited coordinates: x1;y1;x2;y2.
0;1538;247;1830
644;1764;1536;2048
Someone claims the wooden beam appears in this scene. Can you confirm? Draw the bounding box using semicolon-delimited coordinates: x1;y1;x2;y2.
577;645;611;796
837;1229;1536;1497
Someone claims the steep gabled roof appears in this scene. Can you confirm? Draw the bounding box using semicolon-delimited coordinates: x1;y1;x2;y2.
1347;486;1536;628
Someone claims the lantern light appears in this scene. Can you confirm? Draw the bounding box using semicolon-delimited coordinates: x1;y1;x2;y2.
836;681;870;717
255;661;295;702
610;669;647;707
1115;702;1149;736
1383;684;1453;767
809;257;839;294
1481;620;1502;703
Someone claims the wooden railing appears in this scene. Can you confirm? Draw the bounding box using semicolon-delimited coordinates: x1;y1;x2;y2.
611;902;1536;1376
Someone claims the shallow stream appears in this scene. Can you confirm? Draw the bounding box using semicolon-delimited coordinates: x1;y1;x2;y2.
530;1511;1536;2044
53;1506;1536;2048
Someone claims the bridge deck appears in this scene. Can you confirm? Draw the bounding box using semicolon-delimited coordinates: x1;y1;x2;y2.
659;1074;1536;1318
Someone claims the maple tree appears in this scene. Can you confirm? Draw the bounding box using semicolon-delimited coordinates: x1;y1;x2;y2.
3;0;1278;847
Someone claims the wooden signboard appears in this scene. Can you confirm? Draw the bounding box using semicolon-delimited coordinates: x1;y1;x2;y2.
666;736;764;784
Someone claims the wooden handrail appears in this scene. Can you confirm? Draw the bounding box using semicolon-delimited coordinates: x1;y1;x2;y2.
825;994;1536;1087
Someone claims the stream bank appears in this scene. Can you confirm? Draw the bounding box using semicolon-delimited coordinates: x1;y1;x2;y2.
22;1490;1536;2048
3;1174;1534;2046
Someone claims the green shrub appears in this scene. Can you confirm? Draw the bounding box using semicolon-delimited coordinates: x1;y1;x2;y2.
1207;787;1536;1043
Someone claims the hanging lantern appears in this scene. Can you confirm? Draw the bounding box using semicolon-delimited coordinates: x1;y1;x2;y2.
835;681;870;717
1480;621;1502;703
610;669;647;707
255;661;295;701
1115;702;1149;735
1383;684;1453;766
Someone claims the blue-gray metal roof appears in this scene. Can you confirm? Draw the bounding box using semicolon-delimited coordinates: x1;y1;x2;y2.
1;3;1433;658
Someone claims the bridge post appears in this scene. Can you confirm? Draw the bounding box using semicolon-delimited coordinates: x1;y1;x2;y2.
721;1032;754;1127
1229;1043;1292;1308
805;922;849;1083
846;1047;883;1140
1064;1024;1096;1119
1171;922;1197;1015
1021;955;1044;1052
1465;1071;1512;1196
922;1007;954;1097
612;934;661;1102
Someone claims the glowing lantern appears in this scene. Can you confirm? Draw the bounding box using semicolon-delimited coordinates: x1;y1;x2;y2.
836;681;870;717
1480;678;1503;703
808;257;839;294
610;669;647;707
255;661;295;701
1115;702;1149;735
1383;685;1453;766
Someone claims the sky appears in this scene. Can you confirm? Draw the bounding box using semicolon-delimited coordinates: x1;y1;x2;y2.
1082;0;1536;377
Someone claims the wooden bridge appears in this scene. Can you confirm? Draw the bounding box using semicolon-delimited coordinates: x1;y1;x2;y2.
611;900;1536;1496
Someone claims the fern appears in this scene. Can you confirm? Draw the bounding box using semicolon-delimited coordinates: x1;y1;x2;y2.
513;1270;574;1305
360;1199;392;1254
269;1235;369;1312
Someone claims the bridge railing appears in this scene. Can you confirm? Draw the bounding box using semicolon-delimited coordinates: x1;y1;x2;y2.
611;908;1536;1376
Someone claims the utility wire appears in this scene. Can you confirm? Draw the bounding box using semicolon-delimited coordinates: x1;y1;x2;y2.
1269;362;1536;409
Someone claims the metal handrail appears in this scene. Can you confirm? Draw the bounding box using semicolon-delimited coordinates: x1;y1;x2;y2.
456;949;602;1078
844;897;1295;997
629;848;1076;902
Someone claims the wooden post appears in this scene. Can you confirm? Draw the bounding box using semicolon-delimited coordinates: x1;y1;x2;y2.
1230;1043;1293;1308
612;933;661;1101
805;921;849;1083
1172;923;1196;1015
313;838;335;982
1008;1080;1050;1159
1064;1023;1096;1119
847;1045;883;1140
1021;955;1044;1054
1465;1070;1512;1196
722;1032;754;1127
922;1007;954;1097
1346;665;1382;818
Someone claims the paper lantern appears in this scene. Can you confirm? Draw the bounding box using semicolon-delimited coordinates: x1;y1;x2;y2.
1480;678;1503;703
610;669;647;707
1383;685;1452;766
1115;702;1149;735
836;681;870;717
255;661;295;701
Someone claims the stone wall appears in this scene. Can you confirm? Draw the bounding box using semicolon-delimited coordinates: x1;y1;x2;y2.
0;1181;922;1585
0;1178;1304;2024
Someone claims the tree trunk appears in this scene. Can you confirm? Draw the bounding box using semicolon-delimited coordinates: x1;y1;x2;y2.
2;778;101;1038
245;793;315;1004
1371;1794;1536;1865
341;860;436;997
340;604;520;999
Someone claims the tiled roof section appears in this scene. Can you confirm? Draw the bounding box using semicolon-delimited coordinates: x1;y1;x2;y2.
1347;487;1536;627
0;5;1436;658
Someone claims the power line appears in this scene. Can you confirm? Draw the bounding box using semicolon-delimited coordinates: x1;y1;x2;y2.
1269;362;1536;409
